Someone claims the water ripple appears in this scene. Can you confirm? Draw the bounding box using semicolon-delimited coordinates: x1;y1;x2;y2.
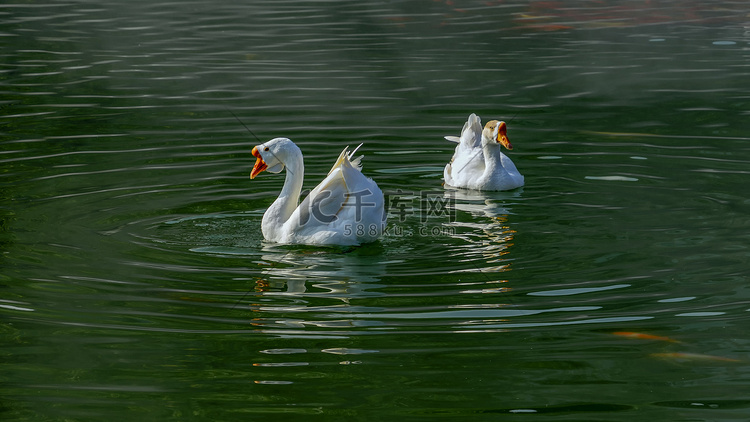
3;1;750;418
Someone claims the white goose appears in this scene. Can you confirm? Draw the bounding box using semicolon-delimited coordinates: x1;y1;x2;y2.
443;113;524;191
250;137;386;246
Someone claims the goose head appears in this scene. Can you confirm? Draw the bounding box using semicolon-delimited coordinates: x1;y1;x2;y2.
482;120;512;150
251;137;298;179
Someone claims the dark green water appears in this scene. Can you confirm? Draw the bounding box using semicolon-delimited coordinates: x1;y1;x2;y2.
2;1;750;420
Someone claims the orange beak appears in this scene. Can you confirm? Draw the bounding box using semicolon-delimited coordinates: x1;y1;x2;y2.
496;122;512;150
250;146;267;179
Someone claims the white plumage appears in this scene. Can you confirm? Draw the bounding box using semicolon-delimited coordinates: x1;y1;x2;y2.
444;113;524;191
251;138;386;246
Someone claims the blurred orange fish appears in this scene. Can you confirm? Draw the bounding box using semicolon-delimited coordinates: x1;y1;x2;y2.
613;331;681;343
650;352;741;362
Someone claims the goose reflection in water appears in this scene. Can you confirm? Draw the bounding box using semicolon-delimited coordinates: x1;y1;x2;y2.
238;246;389;333
447;188;522;271
248;244;386;297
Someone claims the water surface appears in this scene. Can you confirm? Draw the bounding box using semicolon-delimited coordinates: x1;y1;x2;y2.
2;0;750;420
